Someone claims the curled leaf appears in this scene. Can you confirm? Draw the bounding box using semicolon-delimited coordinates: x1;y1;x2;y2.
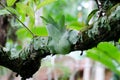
86;9;98;25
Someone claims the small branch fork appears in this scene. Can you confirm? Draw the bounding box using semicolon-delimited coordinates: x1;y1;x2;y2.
95;0;106;17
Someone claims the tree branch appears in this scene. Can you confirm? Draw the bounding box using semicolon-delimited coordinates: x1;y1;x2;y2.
73;5;120;50
0;37;51;79
0;3;120;80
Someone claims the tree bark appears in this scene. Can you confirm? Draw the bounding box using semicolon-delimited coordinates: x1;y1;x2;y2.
73;8;120;50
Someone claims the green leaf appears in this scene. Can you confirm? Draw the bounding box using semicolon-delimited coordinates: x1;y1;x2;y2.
7;0;16;6
87;48;115;69
16;2;34;18
119;39;120;44
16;28;32;40
67;21;85;30
48;15;56;25
0;9;10;15
87;48;120;75
32;26;48;36
97;42;120;63
40;16;49;23
86;9;98;25
37;0;57;9
6;7;19;16
16;26;48;40
59;15;65;28
58;15;66;31
28;17;35;28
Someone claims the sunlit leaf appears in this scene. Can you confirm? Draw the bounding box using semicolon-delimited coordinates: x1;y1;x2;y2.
16;26;48;40
7;0;16;6
67;21;85;30
16;2;34;19
6;7;19;16
32;26;48;36
28;17;35;28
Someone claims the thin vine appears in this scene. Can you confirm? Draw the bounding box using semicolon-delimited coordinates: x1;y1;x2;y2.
0;2;35;38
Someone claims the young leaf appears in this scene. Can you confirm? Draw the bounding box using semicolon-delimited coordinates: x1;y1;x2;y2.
40;16;49;23
7;0;16;6
16;26;48;40
59;15;65;27
16;3;34;18
86;9;98;25
37;0;57;9
58;15;66;31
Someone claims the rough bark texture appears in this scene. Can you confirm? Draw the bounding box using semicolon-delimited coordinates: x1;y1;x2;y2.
0;1;120;79
0;43;51;79
73;11;120;50
0;16;8;46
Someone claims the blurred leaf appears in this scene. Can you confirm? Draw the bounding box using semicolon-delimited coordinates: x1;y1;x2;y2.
16;26;48;40
32;26;48;36
16;2;34;18
119;39;120;44
97;42;120;63
37;0;57;9
40;16;49;23
86;9;98;25
65;14;77;22
34;0;41;5
0;9;10;15
29;17;35;28
7;0;16;6
16;28;32;40
58;15;66;32
87;42;120;75
59;15;65;28
6;7;19;16
87;47;120;75
68;21;85;30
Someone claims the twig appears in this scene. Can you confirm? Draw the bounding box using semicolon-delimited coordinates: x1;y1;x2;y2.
95;0;102;9
0;2;35;37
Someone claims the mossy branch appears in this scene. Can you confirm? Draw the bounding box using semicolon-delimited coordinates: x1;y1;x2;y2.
0;3;120;80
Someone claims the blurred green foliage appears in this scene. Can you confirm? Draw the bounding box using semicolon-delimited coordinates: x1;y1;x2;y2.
87;42;120;75
43;0;91;29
